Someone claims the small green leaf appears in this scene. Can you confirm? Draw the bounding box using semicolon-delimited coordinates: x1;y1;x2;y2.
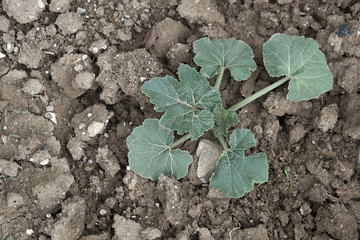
263;33;333;102
141;64;222;140
126;119;193;181
210;129;268;198
212;104;239;137
193;38;257;81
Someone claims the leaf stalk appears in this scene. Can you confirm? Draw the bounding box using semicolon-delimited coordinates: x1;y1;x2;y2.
169;133;191;149
217;134;230;151
214;67;225;90
228;76;291;112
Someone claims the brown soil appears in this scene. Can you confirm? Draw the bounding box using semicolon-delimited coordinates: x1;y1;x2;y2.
0;0;359;239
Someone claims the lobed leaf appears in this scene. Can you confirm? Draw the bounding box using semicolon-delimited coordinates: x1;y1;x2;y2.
212;104;239;137
193;38;257;81
126;118;193;181
141;64;222;140
263;33;333;102
210;129;268;198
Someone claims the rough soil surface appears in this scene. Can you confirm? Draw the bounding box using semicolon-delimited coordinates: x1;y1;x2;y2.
0;0;359;239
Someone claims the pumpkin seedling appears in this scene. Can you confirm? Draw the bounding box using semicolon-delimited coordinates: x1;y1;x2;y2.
126;34;333;198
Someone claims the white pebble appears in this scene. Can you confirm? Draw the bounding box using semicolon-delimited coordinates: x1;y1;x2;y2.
0;52;6;58
40;159;49;166
26;229;34;235
38;0;45;8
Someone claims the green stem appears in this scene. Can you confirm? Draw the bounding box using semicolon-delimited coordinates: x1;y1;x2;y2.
228;76;291;112
169;133;191;149
214;67;225;90
217;134;230;151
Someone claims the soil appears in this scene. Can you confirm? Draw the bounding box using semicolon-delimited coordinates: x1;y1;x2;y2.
0;0;359;239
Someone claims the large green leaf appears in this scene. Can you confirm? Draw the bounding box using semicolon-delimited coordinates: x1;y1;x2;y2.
193;38;257;81
126;119;193;181
210;129;268;198
141;64;222;140
263;33;333;102
212;104;239;137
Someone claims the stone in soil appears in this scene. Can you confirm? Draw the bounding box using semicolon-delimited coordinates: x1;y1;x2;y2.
315;104;338;132
22;79;45;95
0;159;21;177
70;104;113;142
51;196;86;240
96;47;163;106
2;0;46;24
51;54;95;99
196;139;222;183
67;137;87;161
229;224;269;240
149;18;190;58
55;12;83;35
32;157;74;212
49;0;71;13
95;146;121;177
177;0;225;25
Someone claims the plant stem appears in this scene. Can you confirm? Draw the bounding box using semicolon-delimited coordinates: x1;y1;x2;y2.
217;134;230;151
214;67;225;90
228;76;291;112
169;133;191;149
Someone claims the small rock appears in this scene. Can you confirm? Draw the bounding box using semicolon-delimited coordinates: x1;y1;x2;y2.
7;192;24;207
18;41;43;69
95;146;121;177
177;0;225;25
89;39;108;54
29;150;51;166
51;196;86;240
71;104;113;141
96;47;163;106
67;137;87;160
316;104;338;132
0;16;10;32
49;0;71;13
158;175;188;226
3;0;46;24
32;158;74;211
22;79;45;95
229;224;269;240
112;215;143;240
88;121;105;137
0;159;21;177
55;12;83;35
75;72;95;90
196;139;222;183
150;18;190;58
142;227;162;240
289;124;306;144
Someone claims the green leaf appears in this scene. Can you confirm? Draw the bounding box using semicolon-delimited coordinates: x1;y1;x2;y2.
210;129;268;198
212;104;239;137
263;33;333;102
141;64;222;140
126;119;193;181
193;38;257;81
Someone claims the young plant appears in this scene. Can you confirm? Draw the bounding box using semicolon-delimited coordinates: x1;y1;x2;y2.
126;34;333;198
